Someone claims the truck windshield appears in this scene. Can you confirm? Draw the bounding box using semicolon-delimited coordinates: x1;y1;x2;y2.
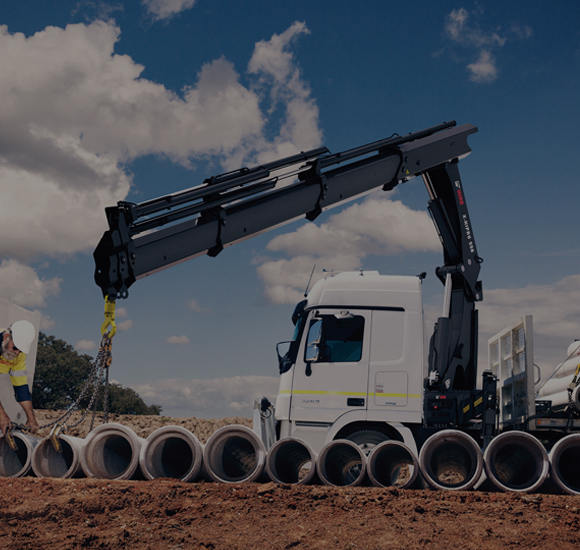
305;314;364;363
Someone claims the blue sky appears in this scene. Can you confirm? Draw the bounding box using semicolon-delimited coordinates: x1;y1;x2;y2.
1;0;579;417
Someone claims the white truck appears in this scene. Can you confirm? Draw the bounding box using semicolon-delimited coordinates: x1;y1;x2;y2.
94;121;580;493
274;271;425;455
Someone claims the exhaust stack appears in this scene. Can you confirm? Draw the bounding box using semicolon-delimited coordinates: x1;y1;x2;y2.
549;434;580;495
31;434;85;478
419;430;483;491
317;440;366;487
140;426;203;481
484;431;549;492
265;438;317;485
203;425;266;483
368;440;419;489
80;423;145;480
0;432;39;477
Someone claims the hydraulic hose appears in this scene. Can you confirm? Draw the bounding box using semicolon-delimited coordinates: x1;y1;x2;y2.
265;437;317;485
367;440;419;489
140;425;203;481
316;439;366;487
203;425;266;483
483;431;549;493
418;429;483;491
80;423;145;480
31;434;85;479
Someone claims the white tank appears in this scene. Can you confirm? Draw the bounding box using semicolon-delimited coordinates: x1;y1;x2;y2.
537;341;580;409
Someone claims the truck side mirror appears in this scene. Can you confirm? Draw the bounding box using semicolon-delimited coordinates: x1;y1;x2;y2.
276;341;293;374
304;318;322;376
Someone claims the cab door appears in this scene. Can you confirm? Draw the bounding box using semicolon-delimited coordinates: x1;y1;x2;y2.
290;309;370;423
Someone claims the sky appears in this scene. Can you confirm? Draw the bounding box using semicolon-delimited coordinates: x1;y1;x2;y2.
1;0;579;418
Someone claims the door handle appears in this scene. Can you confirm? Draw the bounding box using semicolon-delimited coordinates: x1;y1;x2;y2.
347;398;365;407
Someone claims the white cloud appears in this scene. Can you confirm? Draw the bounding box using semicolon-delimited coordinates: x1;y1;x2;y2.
115;307;129;318
445;8;506;49
188;298;210;313
142;0;195;21
239;21;322;167
256;193;440;304
467;50;497;83
134;375;279;417
75;339;97;351
0;260;61;308
0;20;321;311
117;319;133;331
443;8;531;83
166;334;190;345
477;275;580;370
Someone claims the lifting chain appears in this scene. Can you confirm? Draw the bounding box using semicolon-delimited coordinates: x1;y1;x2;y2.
34;297;117;445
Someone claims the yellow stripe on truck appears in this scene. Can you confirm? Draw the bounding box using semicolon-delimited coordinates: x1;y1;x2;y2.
291;390;367;397
281;390;421;398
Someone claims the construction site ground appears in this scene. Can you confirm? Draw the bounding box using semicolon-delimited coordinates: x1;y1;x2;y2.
1;410;579;550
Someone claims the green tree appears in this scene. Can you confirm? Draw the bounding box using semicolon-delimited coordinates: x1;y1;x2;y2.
32;333;161;415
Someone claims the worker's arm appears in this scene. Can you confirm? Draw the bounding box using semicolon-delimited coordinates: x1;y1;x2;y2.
19;400;39;434
0;401;11;437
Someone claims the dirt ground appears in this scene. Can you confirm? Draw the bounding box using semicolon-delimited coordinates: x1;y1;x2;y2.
1;411;580;550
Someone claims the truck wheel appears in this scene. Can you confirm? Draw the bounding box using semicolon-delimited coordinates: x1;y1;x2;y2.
345;430;389;456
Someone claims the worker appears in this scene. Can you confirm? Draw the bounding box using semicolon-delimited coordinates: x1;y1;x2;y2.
0;320;39;435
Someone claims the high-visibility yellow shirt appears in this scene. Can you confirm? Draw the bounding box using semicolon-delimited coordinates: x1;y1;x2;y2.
0;331;32;402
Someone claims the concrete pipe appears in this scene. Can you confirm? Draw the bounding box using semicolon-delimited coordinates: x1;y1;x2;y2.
317;439;367;487
31;434;85;479
203;425;266;483
419;430;483;491
0;432;39;477
368;440;419;489
265;438;317;485
80;423;145;480
484;431;549;493
549;434;580;495
140;425;203;482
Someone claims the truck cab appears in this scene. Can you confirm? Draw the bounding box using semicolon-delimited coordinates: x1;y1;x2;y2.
275;271;425;454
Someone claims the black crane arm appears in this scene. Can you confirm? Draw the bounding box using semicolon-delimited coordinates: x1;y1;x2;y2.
94;121;478;301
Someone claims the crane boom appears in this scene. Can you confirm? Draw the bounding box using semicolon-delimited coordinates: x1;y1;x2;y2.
94;121;478;300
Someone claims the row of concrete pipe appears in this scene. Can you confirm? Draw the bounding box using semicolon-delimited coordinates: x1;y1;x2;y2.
1;424;580;495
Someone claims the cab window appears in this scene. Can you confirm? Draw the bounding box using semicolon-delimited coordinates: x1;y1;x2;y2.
305;313;364;363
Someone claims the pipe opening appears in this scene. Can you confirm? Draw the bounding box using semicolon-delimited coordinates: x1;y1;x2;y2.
204;426;265;483
428;442;476;488
212;436;257;481
491;443;540;490
429;442;476;487
149;438;194;479
322;445;364;486
555;447;580;492
272;441;312;484
36;439;75;478
94;435;133;478
370;444;416;488
0;438;30;477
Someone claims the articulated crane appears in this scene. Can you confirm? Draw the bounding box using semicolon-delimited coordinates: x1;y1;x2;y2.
93;121;580;493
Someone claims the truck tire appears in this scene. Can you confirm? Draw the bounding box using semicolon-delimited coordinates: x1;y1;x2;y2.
345;430;389;456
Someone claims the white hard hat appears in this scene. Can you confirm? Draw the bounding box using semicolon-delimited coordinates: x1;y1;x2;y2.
10;320;36;355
